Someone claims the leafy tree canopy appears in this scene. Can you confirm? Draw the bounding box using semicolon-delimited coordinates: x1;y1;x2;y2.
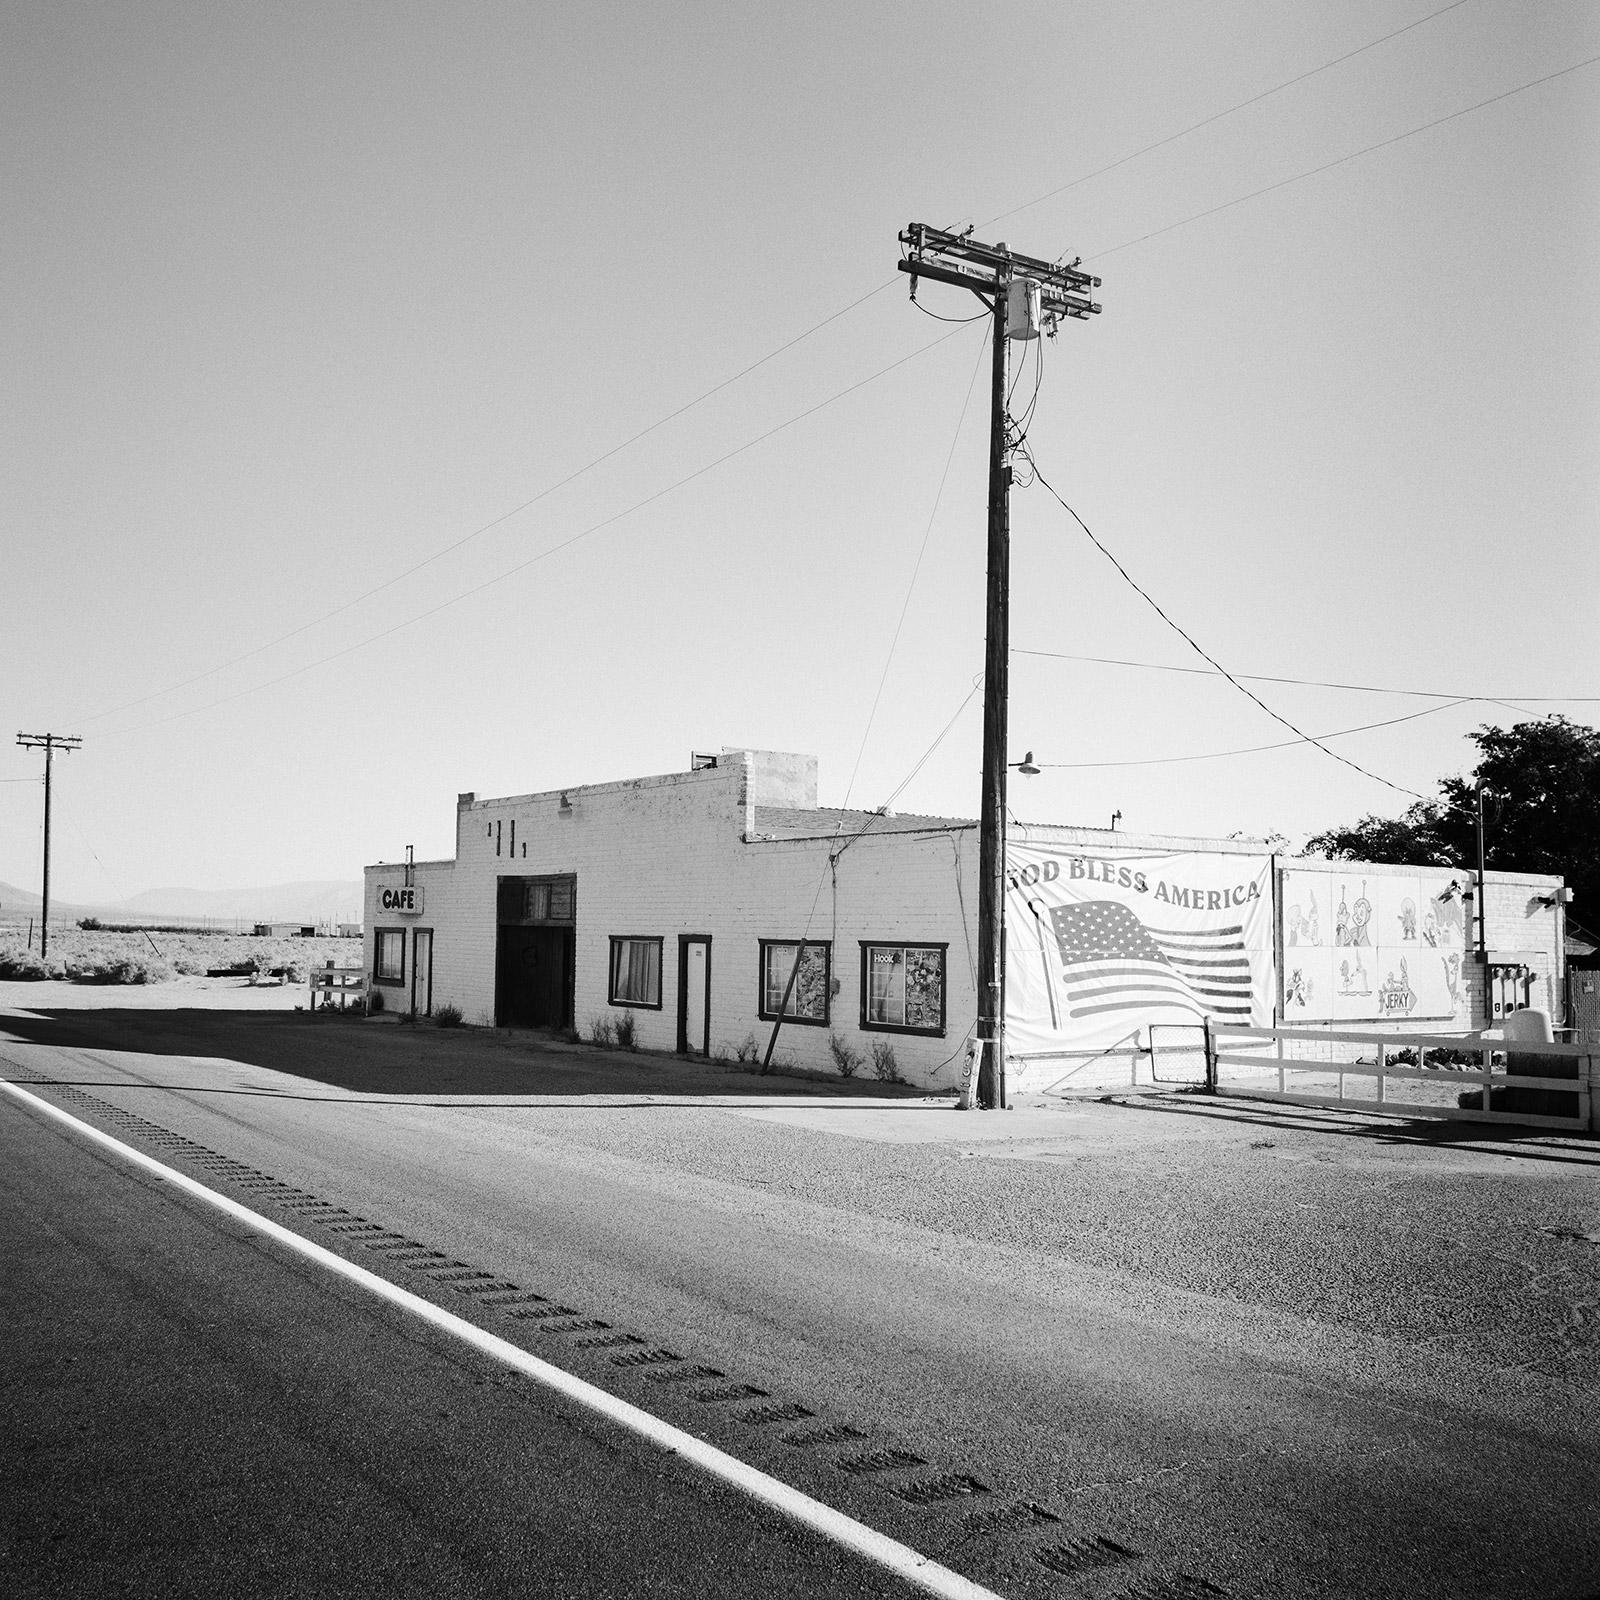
1301;717;1600;935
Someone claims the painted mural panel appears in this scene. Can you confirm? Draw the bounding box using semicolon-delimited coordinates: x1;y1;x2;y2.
1280;865;1466;1023
1005;844;1275;1055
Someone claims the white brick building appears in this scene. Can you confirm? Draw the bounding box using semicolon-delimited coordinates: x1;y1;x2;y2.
363;748;1568;1091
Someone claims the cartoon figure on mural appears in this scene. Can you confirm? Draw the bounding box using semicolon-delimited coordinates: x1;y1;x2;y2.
1338;952;1371;996
1349;882;1372;946
1335;885;1351;946
1398;898;1416;941
1285;967;1313;1009
1377;958;1417;1017
1422;910;1439;948
1286;897;1320;946
1443;951;1461;1007
1431;891;1464;948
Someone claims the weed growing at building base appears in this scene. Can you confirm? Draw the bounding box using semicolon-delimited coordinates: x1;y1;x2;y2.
828;1033;862;1078
870;1040;905;1084
614;1012;638;1051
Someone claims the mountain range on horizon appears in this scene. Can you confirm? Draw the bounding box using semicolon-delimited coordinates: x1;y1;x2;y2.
0;878;363;925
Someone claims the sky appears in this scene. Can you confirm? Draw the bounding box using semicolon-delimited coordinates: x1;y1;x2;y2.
4;0;1597;904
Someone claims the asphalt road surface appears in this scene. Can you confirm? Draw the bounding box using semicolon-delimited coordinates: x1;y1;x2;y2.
4;1014;1599;1600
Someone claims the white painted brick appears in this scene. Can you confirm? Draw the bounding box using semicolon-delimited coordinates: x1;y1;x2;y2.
363;756;1567;1090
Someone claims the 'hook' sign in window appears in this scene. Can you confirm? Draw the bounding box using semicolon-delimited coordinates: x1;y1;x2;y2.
379;885;423;914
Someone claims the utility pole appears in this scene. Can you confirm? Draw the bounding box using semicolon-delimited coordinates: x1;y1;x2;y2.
15;732;82;961
1475;781;1487;961
897;225;1101;1109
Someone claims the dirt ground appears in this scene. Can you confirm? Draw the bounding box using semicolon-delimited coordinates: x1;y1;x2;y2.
0;976;939;1100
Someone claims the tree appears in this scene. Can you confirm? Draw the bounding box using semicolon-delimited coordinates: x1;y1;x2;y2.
1302;717;1600;937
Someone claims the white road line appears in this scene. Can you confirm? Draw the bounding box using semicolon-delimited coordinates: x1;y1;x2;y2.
1;1076;1004;1600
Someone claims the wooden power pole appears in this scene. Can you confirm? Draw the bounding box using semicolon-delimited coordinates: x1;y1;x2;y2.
15;732;81;961
897;225;1101;1109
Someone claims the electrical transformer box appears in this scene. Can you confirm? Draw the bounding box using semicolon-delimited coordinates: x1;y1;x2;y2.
1006;277;1042;341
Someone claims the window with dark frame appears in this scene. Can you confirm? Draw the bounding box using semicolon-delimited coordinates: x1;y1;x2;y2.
374;928;406;985
860;942;947;1035
758;940;831;1025
496;874;577;926
609;936;663;1009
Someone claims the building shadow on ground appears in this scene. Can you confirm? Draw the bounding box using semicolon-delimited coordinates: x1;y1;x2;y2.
1098;1088;1600;1168
0;1005;941;1102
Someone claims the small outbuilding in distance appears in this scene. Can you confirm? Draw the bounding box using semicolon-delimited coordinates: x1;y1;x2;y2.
364;749;1569;1091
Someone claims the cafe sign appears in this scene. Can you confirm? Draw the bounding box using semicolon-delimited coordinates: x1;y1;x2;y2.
379;885;424;915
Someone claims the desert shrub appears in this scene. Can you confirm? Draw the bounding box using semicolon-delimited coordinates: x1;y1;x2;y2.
828;1032;862;1078
0;945;55;981
589;1015;615;1048
66;954;173;985
434;1003;464;1028
77;917;103;931
734;1032;759;1064
613;1011;637;1051
870;1039;905;1084
367;986;385;1014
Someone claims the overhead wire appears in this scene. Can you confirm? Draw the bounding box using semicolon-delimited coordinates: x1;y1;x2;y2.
1021;451;1427;800
1037;698;1474;769
833;680;984;865
62;20;1595;754
71;9;1498;735
1012;647;1600;704
97;324;972;739
1092;51;1600;261
842;326;989;809
984;0;1475;229
76;277;900;728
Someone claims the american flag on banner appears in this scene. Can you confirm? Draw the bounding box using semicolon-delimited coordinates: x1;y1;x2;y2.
1047;900;1254;1022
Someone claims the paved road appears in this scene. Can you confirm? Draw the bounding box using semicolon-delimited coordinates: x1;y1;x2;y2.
4;1026;1599;1599
1;1090;938;1600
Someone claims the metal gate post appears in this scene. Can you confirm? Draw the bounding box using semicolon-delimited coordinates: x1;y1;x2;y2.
1203;1018;1217;1092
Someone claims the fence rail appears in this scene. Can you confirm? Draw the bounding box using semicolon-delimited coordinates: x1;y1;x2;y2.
1207;1023;1594;1134
309;962;367;1011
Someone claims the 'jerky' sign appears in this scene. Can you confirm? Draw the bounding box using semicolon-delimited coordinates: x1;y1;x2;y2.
379;885;423;915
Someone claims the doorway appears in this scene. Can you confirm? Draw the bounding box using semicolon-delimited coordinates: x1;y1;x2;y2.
677;935;711;1055
496;925;574;1028
494;873;577;1030
410;928;433;1018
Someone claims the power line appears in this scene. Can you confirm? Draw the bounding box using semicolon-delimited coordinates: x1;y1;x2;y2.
833;680;984;865
986;0;1474;229
1093;51;1600;260
1037;699;1473;769
76;278;899;728
843;328;988;808
99;325;971;740
1024;457;1426;800
1013;646;1600;704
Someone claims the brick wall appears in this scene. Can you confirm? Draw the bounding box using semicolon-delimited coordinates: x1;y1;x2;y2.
363;758;1569;1091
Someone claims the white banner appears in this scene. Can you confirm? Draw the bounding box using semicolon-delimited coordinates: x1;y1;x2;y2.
1004;844;1275;1055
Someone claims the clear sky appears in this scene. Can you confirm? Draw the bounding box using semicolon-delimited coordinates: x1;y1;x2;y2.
4;0;1597;902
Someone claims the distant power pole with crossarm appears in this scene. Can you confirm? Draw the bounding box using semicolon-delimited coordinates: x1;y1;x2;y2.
15;732;82;961
896;224;1102;1110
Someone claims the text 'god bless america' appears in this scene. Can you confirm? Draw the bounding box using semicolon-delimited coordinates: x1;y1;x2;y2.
1007;855;1262;910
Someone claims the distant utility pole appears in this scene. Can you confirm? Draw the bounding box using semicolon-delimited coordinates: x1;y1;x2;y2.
897;224;1101;1110
15;732;82;961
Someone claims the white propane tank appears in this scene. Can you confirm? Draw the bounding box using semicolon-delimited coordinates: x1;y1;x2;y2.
1006;277;1042;341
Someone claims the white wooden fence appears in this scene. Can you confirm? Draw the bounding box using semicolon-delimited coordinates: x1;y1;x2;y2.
1206;1023;1595;1134
309;960;367;1011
